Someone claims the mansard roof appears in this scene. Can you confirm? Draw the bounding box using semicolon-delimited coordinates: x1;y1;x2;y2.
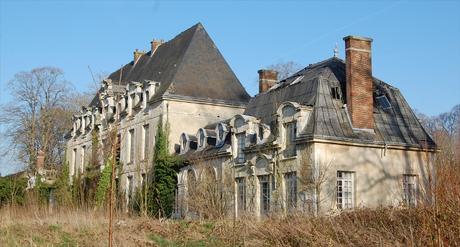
244;57;436;149
91;23;250;106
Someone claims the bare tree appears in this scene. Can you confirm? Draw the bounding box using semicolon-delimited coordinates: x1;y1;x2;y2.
0;67;80;171
267;61;302;81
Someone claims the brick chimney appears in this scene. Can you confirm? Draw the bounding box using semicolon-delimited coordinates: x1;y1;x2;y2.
258;69;278;93
150;39;164;56
133;49;145;65
36;150;45;171
343;35;374;130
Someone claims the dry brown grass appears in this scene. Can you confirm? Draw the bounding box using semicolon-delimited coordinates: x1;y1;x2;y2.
1;163;459;246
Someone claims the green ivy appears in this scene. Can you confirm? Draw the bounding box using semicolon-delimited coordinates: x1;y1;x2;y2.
147;120;182;218
95;160;113;208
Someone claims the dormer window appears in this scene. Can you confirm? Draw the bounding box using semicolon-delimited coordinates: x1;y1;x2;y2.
282;105;296;118
376;95;391;109
198;129;206;149
235;117;245;129
180;133;188;153
216;123;228;146
331;86;341;100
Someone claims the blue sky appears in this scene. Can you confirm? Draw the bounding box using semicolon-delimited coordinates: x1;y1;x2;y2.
0;0;459;174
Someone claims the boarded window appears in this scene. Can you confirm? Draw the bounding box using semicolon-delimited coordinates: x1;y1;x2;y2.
403;174;417;207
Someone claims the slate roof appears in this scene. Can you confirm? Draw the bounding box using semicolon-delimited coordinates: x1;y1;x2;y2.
90;23;250;107
244;57;436;149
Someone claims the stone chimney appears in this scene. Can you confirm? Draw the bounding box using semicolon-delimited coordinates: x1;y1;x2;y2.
133;49;145;65
258;69;278;93
343;35;374;130
150;39;164;56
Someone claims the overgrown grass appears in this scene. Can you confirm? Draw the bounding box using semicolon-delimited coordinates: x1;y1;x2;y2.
0;162;458;246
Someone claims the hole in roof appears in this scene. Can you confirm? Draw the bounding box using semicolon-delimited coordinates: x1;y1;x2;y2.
376;95;392;109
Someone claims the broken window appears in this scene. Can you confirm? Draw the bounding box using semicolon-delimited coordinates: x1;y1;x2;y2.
236;133;246;163
403;174;417;207
376;95;392;109
284;122;297;157
331;87;341;100
259;175;271;216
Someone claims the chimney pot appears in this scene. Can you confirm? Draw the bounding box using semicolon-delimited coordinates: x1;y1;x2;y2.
258;69;278;93
343;35;374;130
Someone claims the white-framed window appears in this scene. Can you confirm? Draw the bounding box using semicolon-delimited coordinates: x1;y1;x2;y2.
337;171;354;209
284;122;297;157
259;175;271;215
236;133;245;163
236;177;246;215
285;172;297;212
403;174;417;207
128;129;135;164
142;124;149;160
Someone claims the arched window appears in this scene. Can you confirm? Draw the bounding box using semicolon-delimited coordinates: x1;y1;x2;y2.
218;123;225;141
282;105;296;118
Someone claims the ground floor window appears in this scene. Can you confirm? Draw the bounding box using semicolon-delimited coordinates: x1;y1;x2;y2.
259;175;271;215
285;172;297;212
403;174;417;207
236;177;246;215
337;171;354;209
127;175;134;207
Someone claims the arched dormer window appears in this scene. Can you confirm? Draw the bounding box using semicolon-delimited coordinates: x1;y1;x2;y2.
198;129;206;149
215;123;228;146
180;133;189;154
282;105;296;118
235;117;245;129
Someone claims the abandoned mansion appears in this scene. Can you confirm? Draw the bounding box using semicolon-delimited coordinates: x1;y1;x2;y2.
66;23;436;218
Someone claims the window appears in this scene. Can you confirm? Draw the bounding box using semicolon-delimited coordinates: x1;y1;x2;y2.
81;145;86;172
143;124;149;160
180;133;188;153
127;175;134;206
236;177;246;215
284;122;297;157
236;133;245;163
376;95;392;109
337;171;354;209
258;126;264;141
282;105;296;118
199;129;205;148
259;175;271;215
331;86;341;100
128;129;135;164
235;117;245;128
285;172;297;212
218;123;225;141
403;174;417;207
72;148;77;175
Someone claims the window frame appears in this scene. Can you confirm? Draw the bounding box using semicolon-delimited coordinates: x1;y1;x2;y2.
284;121;297;158
142;124;149;160
236;177;246;215
336;171;354;209
285;172;297;212
403;174;417;207
259;175;271;216
236;133;246;163
128;129;135;164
